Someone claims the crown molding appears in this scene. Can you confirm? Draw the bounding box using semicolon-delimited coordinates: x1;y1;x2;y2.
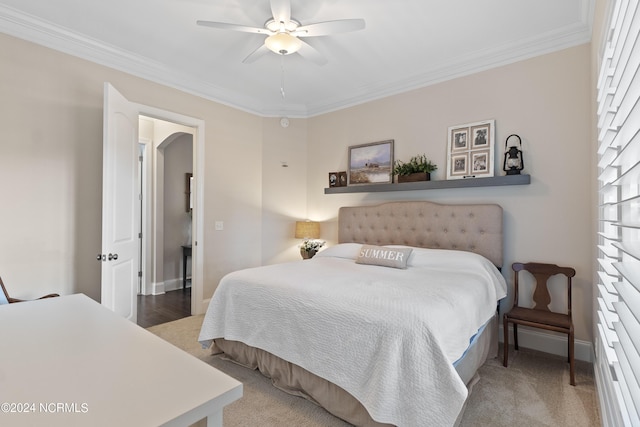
0;2;594;118
304;0;595;116
305;21;593;117
0;4;267;116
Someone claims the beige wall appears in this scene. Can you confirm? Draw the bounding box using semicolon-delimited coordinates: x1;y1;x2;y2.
261;117;310;265
0;31;595;345
0;33;306;302
307;44;594;343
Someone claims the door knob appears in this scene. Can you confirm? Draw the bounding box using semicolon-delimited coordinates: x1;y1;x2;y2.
108;253;118;261
97;254;102;261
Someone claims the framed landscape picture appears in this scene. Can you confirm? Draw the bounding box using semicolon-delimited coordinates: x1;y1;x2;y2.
446;120;495;180
348;140;394;185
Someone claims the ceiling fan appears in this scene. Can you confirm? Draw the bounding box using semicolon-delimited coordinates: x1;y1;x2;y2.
197;0;365;65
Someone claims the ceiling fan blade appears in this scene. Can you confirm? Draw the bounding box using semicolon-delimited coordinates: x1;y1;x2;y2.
294;19;365;37
197;20;271;35
270;0;291;24
242;44;270;64
297;40;327;66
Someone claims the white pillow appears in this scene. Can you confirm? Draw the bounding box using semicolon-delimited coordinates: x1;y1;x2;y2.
355;244;413;269
313;243;362;260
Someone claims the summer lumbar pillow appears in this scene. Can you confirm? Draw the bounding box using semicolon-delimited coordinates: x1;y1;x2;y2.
355;245;413;269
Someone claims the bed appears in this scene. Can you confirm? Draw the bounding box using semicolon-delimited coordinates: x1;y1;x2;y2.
199;201;507;426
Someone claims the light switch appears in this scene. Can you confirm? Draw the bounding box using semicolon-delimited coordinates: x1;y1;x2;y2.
215;221;224;230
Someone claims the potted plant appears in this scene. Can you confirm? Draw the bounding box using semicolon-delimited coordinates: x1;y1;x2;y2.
392;154;437;183
300;240;325;259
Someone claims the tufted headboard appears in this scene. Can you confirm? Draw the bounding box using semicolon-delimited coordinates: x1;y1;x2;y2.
338;201;503;267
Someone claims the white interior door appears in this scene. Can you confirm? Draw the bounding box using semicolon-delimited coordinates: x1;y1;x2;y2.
101;83;140;321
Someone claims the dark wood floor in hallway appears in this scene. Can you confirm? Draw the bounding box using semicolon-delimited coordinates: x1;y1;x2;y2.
137;287;191;328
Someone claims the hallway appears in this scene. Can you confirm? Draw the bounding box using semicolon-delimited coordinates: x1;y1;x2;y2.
137;288;191;328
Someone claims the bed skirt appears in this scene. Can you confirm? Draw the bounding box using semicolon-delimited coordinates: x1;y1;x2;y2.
211;315;498;427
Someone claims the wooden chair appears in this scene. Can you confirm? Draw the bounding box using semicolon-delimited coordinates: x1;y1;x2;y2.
503;262;577;385
0;276;59;305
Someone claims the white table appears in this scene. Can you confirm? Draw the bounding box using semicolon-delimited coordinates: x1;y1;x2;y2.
0;294;242;426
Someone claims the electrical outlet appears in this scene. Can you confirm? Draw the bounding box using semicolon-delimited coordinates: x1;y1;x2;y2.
215;221;224;231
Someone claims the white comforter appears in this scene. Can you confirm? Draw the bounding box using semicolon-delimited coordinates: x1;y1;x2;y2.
199;244;507;426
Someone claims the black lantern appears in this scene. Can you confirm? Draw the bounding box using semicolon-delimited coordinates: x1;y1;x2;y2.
503;134;524;175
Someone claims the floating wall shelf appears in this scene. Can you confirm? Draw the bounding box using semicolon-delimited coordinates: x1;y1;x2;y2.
324;174;531;194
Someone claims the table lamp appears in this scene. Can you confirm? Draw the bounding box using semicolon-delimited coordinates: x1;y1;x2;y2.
295;221;322;259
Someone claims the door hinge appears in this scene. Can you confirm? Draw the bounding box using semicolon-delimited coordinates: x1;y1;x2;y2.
138;232;142;238
138;271;143;278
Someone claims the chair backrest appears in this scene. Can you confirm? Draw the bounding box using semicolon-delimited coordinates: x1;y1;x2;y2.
0;277;10;305
512;262;576;314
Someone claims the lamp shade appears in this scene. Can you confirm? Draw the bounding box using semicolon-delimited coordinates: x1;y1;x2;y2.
265;32;302;55
295;221;320;239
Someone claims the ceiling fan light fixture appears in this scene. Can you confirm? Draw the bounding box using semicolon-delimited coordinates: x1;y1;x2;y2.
265;32;302;55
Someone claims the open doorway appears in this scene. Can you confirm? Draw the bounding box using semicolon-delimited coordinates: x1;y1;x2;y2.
101;83;205;324
136;116;196;328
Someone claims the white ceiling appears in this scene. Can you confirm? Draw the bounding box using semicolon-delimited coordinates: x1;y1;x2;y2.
0;0;593;117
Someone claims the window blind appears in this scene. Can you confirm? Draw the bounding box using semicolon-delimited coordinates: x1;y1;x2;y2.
597;0;640;425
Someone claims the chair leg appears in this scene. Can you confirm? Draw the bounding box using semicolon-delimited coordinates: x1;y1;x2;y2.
513;323;519;350
503;316;509;367
569;330;575;386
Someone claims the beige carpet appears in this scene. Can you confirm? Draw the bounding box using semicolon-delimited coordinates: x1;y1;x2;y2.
148;315;601;427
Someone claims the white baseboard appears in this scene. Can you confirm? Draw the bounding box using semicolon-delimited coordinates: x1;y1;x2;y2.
151;281;165;295
499;324;593;362
150;278;190;295
164;278;190;292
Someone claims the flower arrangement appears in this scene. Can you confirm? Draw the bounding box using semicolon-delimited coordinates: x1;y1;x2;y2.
300;240;325;252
